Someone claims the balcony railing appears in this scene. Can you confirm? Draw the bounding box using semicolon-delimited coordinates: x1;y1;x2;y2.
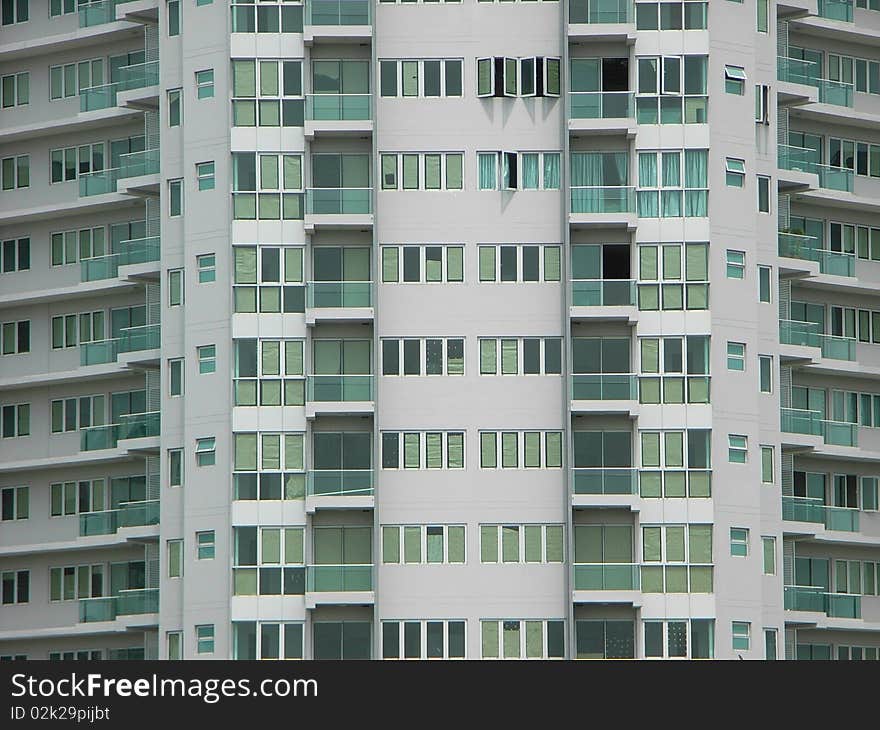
306;281;372;308
305;188;372;215
818;0;854;22
782;496;860;532
306;374;373;402
80;339;119;366
574;563;640;591
306;564;373;592
79;167;120;197
778;319;856;361
822;420;858;447
778;231;855;277
79;500;160;536
569;0;632;23
305;0;372;24
119;149;159;180
78;0;138;27
571;279;636;307
571;374;637;400
569;91;633;119
81;255;120;282
117;324;161;354
780;407;823;436
571;186;635;214
778;146;853;193
777;57;854;106
307;470;373;497
82;236;161;281
784;586;861;618
572;468;638;495
306;94;371;121
80;412;160;451
80;83;118;112
117;61;160;92
79;588;159;623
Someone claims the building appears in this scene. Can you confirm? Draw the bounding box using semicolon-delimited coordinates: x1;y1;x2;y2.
0;0;878;662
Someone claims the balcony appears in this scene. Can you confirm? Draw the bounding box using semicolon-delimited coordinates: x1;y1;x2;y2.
568;0;635;42
822;420;858;447
80;84;119;113
571;374;638;416
778;145;853;192
79;168;121;197
305;564;374;607
784;585;861;619
570;280;637;322
781;407;823;437
80;325;160;366
306;470;373;512
304;188;373;232
777;57;853;107
779;320;856;361
79;588;159;623
116;61;160;108
82;236;161;282
782;496;860;532
574;563;640;591
305;281;373;324
79;500;160;536
570;186;636;228
80;411;160;452
305;94;372;138
778;230;855;277
568;92;636;135
304;0;372;44
818;0;853;21
572;468;638;496
78;0;141;27
305;375;373;418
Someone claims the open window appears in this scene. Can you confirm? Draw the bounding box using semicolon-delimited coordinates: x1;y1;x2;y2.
755;84;770;125
502;152;518;190
542;57;561;97
520;57;537;97
477;57;494;97
660;56;681;95
503;57;518;96
724;65;746;95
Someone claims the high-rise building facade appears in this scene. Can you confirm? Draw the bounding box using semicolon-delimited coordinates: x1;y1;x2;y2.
1;0;879;662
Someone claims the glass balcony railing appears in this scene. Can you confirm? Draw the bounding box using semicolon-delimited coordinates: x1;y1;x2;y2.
784;585;827;612
79;596;117;622
778;231;855;277
306;94;371;121
827;593;861;619
79;500;160;536
825;505;860;531
574;563;640;590
778;143;820;173
822;420;858;447
571;186;635;214
306;374;373;402
119;236;160;266
777;57;854;106
80;424;119;451
79;588;158;623
118;149;159;180
569;0;632;23
818;165;854;191
80;339;118;366
117;324;161;354
305;0;371;25
80;84;118;112
117;61;160;92
306;470;373;497
305;188;372;215
571;374;637;400
569;91;634;119
782;496;860;532
571;279;636;307
79;0;116;26
306;281;372;308
117;411;160;441
780;407;823;436
306;564;373;592
81;255;120;282
778;320;856;361
79;168;120;197
818;0;854;22
572;468;638;495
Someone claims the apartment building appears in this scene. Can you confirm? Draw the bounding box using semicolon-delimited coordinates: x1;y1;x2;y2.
0;0;878;662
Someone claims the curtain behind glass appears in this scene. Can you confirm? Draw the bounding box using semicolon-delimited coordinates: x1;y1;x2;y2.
684;150;708;216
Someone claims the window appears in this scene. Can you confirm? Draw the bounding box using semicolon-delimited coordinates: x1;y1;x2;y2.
231;58;304;127
758;175;770;212
637;242;709;311
168;540;182;578
167;0;180;34
197;254;215;283
169;448;183;487
197;531;215;560
233;339;304;407
0;486;27;521
381;432;465;470
50;311;105;349
726;250;744;279
575;620;635;659
725;157;745;187
382;620;466;660
197;345;216;374
1;72;28;108
477;151;560;190
382;525;466;564
233;245;304;312
633;1;708;30
50;143;105;184
380;152;463;190
50;479;106;516
169;359;183;397
230;0;304;32
49;60;103;101
755;84;770;124
764;629;777;660
756;0;768;32
1;155;29;190
168;179;183;216
381;245;464;283
233;622;304;660
168;269;183;306
195;69;214;98
196;625;214;654
233;432;306;501
635;55;708;124
1;570;29;604
381;338;464;376
639;429;712;499
167;89;181;126
760;446;774;484
640;523;713;593
732;622;750;652
724;65;746;95
380;59;463;98
762;537;776;575
475;57;560;98
637;335;710;405
636;150;708;217
1;403;30;438
1;237;30;273
167;632;182;660
759;355;772;393
730;528;749;557
758;265;771;302
727;342;745;371
643;619;714;658
231;152;303;220
48;650;103;661
51;396;105;433
479;338;562;375
479;431;563;469
195;437;216;467
728;435;747;463
196;162;215;191
480;524;563;564
480;620;564;659
50;226;108;266
478;244;561;282
233;526;305;596
1;320;29;355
